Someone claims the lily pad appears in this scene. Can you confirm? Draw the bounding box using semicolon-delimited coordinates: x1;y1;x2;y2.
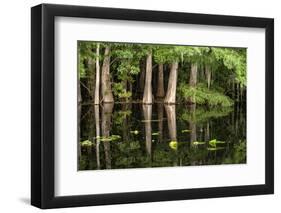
207;147;225;151
169;141;178;150
181;129;191;133
209;139;225;147
130;130;139;135
99;135;121;142
80;140;93;147
192;141;206;145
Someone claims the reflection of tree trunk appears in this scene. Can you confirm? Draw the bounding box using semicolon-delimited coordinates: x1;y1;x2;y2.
157;103;164;143
78;79;82;104
189;63;198;103
101;103;114;169
78;104;81;162
122;104;129;142
205;65;211;89
101;46;114;103
204;121;210;142
164;104;177;141
156;63;165;98
143;51;153;104
164;62;178;104
142;104;152;156
94;43;100;104
94;105;101;169
189;105;197;144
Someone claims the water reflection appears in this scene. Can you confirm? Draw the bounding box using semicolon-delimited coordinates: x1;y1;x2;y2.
79;103;246;170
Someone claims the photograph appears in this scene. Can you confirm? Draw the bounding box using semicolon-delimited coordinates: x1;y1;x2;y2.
77;41;247;170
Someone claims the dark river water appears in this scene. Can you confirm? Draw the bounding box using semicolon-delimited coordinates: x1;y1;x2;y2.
78;102;246;170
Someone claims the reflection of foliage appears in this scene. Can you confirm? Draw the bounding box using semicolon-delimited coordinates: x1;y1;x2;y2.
113;110;132;125
180;106;233;123
223;140;246;164
178;83;234;107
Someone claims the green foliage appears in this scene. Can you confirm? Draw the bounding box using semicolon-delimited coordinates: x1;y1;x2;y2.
112;82;132;99
212;47;246;86
178;83;234;107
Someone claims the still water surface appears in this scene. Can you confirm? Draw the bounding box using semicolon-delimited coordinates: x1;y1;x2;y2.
78;103;246;170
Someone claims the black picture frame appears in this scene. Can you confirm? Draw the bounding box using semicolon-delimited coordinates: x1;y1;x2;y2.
31;3;274;209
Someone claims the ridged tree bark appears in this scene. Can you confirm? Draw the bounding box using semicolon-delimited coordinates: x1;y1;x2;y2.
142;51;153;104
94;43;100;105
101;46;114;103
164;62;178;104
156;63;165;98
189;63;198;103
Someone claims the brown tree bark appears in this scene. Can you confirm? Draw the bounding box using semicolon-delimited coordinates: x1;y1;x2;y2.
101;46;114;103
94;43;100;105
189;63;198;103
143;51;153;104
156;63;165;98
164;62;178;104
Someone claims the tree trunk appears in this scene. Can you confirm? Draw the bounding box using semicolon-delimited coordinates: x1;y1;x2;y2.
205;65;211;89
94;43;100;104
101;103;114;169
156;63;165;98
164;104;177;141
142;51;153;104
101;46;114;103
94;105;101;169
142;104;152;157
164;62;178;104
189;63;198;103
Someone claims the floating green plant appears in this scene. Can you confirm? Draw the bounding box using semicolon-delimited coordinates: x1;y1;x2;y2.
209;139;225;147
130;130;139;135
169;141;178;150
80;140;93;147
181;129;191;133
192;141;206;145
207;147;225;151
99;135;121;142
152;132;160;136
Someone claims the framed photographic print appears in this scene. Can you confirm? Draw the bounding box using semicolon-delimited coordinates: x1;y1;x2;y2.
31;3;274;209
